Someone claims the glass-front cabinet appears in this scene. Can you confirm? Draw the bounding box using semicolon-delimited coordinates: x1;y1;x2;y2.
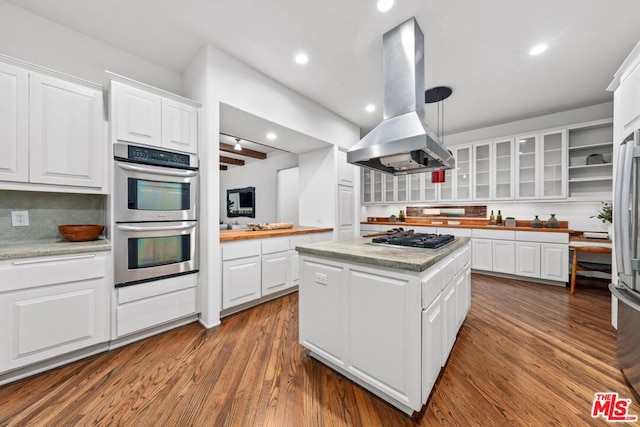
372;171;383;203
473;142;491;200
455;145;472;201
493;138;514;200
539;130;566;199
409;173;422;202
423;172;438;202
384;174;395;202
396;175;408;202
439;168;454;201
515;134;538;199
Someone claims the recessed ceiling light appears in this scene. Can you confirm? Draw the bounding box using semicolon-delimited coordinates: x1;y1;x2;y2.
365;104;376;113
266;132;277;140
295;53;309;65
529;44;548;56
377;0;394;12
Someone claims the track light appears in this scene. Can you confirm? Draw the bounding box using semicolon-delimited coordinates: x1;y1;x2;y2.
234;138;242;151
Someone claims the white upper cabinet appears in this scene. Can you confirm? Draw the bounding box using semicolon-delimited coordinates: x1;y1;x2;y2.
493;138;514;200
473;142;491;200
409;173;423;202
111;77;199;154
0;57;105;193
423;172;438;202
539;130;566;199
372;170;383;203
161;98;198;154
384;174;395;203
438;168;454;201
515;134;539;199
114;81;162;147
454;145;472;201
396;175;408;203
29;73;104;188
0;62;28;183
620;62;640;133
362;169;372;203
567;120;614;200
338;150;354;187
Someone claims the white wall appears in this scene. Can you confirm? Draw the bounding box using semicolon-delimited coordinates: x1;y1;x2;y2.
219;152;298;224
182;44;359;326
0;0;181;92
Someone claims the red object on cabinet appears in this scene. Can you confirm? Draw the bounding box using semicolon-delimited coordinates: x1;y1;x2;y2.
431;170;445;183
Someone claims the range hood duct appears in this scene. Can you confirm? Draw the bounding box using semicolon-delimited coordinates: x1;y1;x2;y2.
347;18;455;175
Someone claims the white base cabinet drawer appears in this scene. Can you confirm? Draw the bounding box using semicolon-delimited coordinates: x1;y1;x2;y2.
116;287;196;337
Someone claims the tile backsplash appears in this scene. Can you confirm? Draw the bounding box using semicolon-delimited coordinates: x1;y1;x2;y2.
0;190;106;243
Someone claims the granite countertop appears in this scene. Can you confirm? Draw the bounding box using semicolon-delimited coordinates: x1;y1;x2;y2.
296;237;470;272
220;226;333;242
0;239;112;261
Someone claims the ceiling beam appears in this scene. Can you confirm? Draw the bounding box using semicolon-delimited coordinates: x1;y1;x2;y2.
220;156;245;166
220;142;267;160
220;165;228;171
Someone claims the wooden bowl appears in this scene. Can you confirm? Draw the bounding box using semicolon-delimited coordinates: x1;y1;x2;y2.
58;225;104;242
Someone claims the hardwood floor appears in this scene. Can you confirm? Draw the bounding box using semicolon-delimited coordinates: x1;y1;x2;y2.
0;274;637;426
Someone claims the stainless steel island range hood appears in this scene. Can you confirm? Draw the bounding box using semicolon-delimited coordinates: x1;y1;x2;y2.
347;18;454;175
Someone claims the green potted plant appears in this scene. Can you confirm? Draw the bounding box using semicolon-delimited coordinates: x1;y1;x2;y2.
591;202;612;224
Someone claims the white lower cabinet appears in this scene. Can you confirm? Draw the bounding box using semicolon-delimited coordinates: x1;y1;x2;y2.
492;240;515;274
541;243;569;281
471;238;493;270
222;241;262;310
0;253;109;373
262;251;289;295
299;243;471;414
515;242;541;277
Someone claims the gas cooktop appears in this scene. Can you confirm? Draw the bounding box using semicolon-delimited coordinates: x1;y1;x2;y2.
371;230;455;249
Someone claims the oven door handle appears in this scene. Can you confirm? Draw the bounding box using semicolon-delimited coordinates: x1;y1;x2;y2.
116;162;198;178
117;223;197;232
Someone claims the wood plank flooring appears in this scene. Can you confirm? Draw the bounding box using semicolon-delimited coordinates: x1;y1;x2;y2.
0;274;637;426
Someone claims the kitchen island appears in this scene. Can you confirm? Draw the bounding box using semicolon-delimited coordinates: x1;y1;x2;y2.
296;236;471;415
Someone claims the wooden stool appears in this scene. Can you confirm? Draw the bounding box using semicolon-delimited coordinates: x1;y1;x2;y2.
569;245;612;294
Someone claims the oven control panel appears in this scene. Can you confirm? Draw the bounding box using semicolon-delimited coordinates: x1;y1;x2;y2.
114;143;198;170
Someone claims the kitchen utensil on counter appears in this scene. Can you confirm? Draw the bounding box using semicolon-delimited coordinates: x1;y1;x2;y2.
58;225;104;242
531;215;543;228
546;214;560;228
505;217;516;227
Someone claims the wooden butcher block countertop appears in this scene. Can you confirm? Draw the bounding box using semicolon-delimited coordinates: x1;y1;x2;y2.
361;217;573;233
220;226;333;242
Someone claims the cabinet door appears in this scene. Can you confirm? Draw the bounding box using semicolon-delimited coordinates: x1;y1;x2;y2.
493;138;514;200
114;81;162;147
362;169;372;203
29;73;104;188
409;173;423;202
372;171;383;203
161;98;197;153
541;243;568;282
384;174;395;202
471;238;492;271
455;145;472;201
346;266;421;409
0;63;28;183
492;240;515;274
438;168;454;201
299;258;345;365
338;150;354;187
473;142;491;200
442;280;457;366
396;175;408;202
515;242;541;278
423;172;438;202
222;256;261;309
621;63;640;133
539;130;567;199
421;294;443;404
338;185;355;240
454;270;467;329
515;134;539;199
262;251;290;296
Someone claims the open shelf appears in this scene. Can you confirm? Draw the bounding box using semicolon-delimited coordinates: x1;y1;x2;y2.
568;142;613;151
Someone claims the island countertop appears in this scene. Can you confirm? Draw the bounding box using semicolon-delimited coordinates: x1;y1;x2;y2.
296;236;470;272
220;226;333;242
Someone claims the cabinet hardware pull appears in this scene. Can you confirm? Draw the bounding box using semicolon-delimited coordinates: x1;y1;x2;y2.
116;162;198;177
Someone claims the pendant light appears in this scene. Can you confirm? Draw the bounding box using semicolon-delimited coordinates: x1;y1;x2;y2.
234;138;242;151
425;86;452;184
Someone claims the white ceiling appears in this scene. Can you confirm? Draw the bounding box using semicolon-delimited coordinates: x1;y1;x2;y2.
8;0;640;139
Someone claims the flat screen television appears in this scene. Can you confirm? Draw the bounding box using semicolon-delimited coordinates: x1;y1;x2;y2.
227;187;255;218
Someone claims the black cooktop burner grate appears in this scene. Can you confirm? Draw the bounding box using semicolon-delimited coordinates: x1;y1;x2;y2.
372;232;455;249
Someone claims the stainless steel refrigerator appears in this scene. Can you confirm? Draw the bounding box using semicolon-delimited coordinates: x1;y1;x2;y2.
611;129;640;396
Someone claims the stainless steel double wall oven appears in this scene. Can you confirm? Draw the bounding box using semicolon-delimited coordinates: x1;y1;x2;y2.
113;143;199;287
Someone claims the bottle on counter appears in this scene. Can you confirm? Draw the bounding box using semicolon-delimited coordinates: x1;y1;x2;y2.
399;210;405;222
496;210;503;225
489;210;496;225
